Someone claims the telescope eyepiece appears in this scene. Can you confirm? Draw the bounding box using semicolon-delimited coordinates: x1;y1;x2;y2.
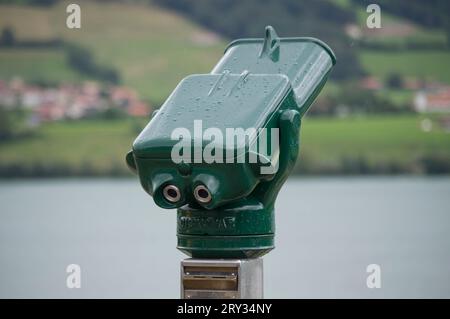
163;184;181;203
194;185;212;204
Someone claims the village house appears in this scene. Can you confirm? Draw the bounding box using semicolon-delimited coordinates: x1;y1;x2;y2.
414;87;450;113
0;79;151;123
358;76;383;91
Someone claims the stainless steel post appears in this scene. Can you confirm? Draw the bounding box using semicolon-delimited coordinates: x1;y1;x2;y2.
181;258;263;299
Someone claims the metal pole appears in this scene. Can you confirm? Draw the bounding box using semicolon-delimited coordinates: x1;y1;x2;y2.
181;258;263;299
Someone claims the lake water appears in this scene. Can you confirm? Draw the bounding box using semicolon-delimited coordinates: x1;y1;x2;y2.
0;177;449;298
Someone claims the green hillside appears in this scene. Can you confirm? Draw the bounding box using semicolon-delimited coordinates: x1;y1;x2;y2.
0;0;226;104
1;0;450;100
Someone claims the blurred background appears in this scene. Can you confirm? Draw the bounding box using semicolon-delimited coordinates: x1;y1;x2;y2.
0;0;449;298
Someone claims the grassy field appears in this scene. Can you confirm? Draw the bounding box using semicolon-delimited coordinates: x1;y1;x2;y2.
359;50;450;84
0;115;449;176
0;0;226;104
301;114;450;162
0;48;85;83
0;119;139;175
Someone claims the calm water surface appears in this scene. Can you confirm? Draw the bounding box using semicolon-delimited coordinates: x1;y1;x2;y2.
0;177;449;298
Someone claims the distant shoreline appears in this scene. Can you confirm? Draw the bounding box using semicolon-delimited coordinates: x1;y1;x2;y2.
0;169;448;179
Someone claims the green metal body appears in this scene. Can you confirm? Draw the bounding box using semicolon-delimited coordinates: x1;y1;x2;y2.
126;26;335;258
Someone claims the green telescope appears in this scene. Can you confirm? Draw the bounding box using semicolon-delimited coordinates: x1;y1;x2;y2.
127;26;335;259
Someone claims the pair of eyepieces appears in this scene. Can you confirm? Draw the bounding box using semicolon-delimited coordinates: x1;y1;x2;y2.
162;184;211;204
